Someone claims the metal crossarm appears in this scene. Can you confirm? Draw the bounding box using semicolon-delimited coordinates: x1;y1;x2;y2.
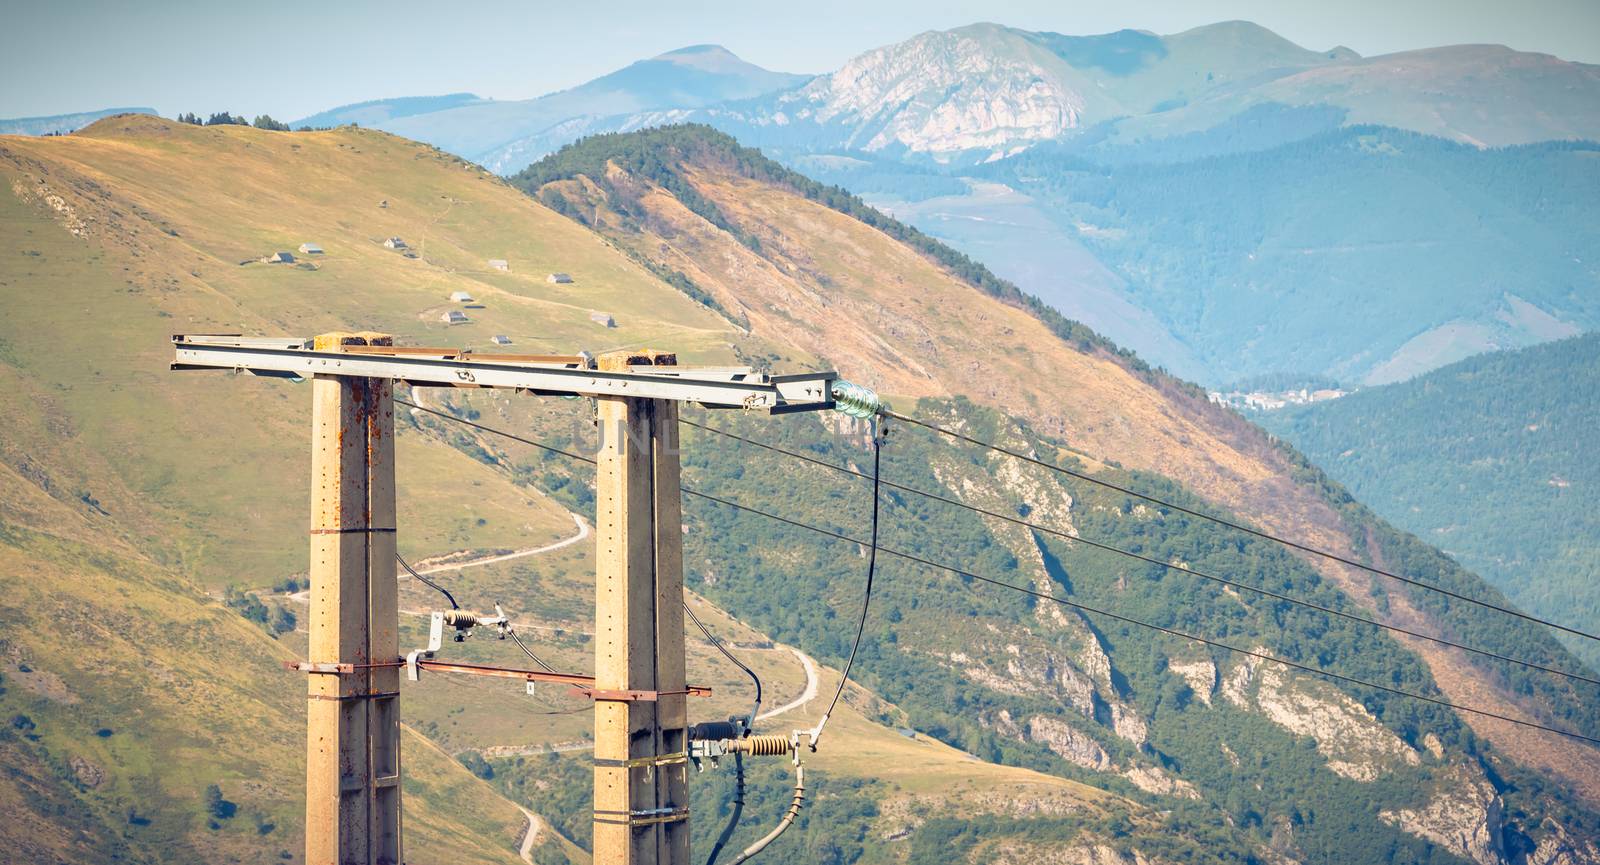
171;334;836;410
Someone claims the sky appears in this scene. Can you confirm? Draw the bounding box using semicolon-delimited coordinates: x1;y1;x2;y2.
3;0;1599;121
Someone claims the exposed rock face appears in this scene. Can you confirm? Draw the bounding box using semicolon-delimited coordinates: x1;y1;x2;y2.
1168;658;1217;705
1380;766;1505;865
1527;819;1600;865
1224;654;1419;781
986;839;1151;865
1122;765;1201;800
1017;713;1112;772
775;24;1085;159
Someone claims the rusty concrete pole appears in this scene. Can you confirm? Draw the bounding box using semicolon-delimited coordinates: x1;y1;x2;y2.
306;332;401;865
592;350;690;865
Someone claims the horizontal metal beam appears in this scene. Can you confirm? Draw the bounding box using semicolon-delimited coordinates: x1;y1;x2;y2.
171;335;835;411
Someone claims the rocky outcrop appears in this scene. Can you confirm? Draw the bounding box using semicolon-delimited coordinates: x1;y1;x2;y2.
1380;766;1504;865
999;711;1110;772
1527;820;1600;865
1122;765;1201;800
1224;653;1419;781
986;839;1152;865
1168;658;1217;705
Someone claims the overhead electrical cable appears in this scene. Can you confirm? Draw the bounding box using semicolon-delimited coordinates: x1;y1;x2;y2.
882;408;1600;645
684;600;762;731
396;552;459;610
679;418;1600;689
679;488;1600;747
808;417;883;750
407;402;1600;745
507;627;558;674
682;600;759;865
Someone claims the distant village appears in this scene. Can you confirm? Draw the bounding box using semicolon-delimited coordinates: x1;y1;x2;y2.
1207;386;1350;412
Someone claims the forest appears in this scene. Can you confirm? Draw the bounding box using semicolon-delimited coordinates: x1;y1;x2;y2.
1264;332;1600;670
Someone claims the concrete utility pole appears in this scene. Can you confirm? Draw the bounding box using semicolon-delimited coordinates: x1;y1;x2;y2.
170;333;838;865
305;332;402;865
592;352;691;865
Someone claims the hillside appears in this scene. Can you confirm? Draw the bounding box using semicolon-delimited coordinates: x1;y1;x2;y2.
1262;333;1600;671
512;125;1600;862
0;113;761;864
0;115;1238;864
4;116;1600;863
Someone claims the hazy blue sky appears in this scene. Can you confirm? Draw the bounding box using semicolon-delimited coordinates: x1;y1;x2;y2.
4;0;1598;121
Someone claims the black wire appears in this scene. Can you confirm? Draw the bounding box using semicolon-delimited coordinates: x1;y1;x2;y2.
705;752;745;865
680;418;1600;689
884;408;1600;645
814;418;883;744
410;404;1600;745
398;397;596;465
684;600;762;731
508;627;558;673
681;488;1600;747
396;553;459;610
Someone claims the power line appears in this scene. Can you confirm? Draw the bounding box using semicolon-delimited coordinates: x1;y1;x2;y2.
409;403;1600;745
883;409;1600;645
397;552;459;610
810;417;883;750
682;488;1600;747
399;397;596;465
684;599;762;730
680;418;1600;689
508;627;557;674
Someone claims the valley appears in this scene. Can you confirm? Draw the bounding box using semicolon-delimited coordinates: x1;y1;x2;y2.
0;108;1597;865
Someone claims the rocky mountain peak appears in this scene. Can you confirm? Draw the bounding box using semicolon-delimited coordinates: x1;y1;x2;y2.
779;25;1087;159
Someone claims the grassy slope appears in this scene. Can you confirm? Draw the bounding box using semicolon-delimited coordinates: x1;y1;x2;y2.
519;128;1600;806
0;115;756;864
0;116;1130;863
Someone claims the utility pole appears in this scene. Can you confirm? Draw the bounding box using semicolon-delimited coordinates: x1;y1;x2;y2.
305;332;402;865
592;350;690;865
170;334;839;865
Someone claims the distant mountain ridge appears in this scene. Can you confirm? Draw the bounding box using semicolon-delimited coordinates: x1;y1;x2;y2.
295;44;809;169
0;107;157;136
289;92;483;129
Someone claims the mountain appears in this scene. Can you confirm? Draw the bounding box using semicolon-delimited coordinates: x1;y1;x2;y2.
513;125;1600;862
0;107;158;136
289;92;484;128
295;45;810;172
961;126;1599;385
5;115;1600;863
390;22;1599;387
1261;333;1600;672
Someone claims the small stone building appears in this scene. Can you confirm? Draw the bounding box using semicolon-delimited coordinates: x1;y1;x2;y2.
384;237;407;250
590;311;615;328
547;272;573;284
441;310;468;325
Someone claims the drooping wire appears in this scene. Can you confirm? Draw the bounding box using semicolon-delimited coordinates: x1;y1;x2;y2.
397;552;459;610
683;598;760;865
684;600;762;731
406;403;1600;744
809;417;883;750
507;626;557;673
883;408;1600;646
679;417;1600;689
398;397;596;465
705;752;745;865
